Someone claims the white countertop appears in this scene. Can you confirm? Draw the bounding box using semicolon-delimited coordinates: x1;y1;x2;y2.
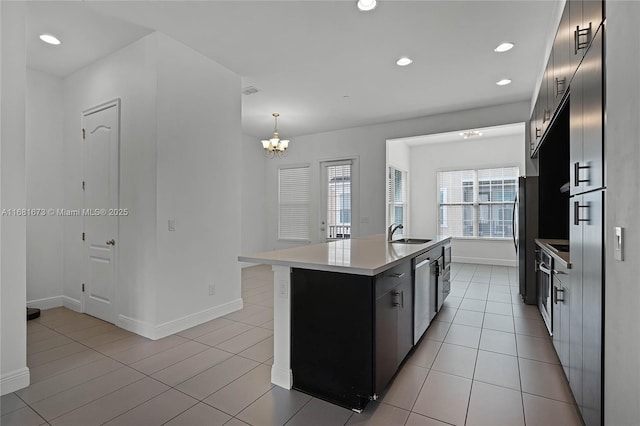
238;234;451;276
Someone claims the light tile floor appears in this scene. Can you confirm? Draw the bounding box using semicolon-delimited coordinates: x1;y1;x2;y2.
1;263;584;426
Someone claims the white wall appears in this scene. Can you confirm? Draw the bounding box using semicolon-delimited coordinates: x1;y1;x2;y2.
1;1;29;395
241;134;267;259
264;102;530;250
154;33;242;329
604;5;640;424
25;69;64;309
62;32;243;339
407;130;525;266
63;34;158;321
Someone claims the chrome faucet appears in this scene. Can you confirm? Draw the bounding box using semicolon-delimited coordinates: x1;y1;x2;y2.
387;223;404;242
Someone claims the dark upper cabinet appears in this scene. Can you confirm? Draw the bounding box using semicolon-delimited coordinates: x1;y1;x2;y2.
570;25;603;195
530;98;541;156
542;56;554;134
531;0;604;160
581;26;604;193
553;5;572;111
570;0;603;66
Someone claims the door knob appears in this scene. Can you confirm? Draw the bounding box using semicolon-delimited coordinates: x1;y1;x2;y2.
106;239;116;246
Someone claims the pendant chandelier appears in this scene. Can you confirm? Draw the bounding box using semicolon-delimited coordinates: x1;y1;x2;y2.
261;113;290;159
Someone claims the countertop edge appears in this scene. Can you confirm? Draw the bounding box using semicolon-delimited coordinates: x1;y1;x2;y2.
239;236;451;276
535;238;572;269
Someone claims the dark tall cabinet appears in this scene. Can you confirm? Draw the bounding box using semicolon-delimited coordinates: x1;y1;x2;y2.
529;2;605;424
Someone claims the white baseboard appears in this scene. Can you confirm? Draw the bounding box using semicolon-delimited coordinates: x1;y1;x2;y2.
63;296;81;312
27;296;63;310
0;367;30;396
452;256;516;267
271;365;292;390
117;315;156;339
118;298;244;340
26;295;81;312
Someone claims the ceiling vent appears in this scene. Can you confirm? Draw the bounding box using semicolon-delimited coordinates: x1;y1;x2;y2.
241;86;259;96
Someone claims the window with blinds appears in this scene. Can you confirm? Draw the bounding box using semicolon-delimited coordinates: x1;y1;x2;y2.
325;162;351;239
278;165;310;241
437;166;518;238
387;167;407;237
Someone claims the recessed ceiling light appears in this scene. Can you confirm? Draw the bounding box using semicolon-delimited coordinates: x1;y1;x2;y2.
494;42;514;53
396;57;413;67
39;34;61;45
357;0;377;11
496;79;512;86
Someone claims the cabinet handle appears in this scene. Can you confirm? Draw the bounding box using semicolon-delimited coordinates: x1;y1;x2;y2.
391;290;404;308
553;286;565;304
573;201;590;225
555;77;566;97
535;127;541;139
539;262;552;275
388;272;406;279
574;162;590;186
574;23;592;55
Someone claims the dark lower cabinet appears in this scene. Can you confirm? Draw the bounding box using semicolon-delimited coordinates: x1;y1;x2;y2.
291;259;415;412
580;190;604;426
375;286;397;393
569;190;604;425
291;269;374;411
396;279;413;366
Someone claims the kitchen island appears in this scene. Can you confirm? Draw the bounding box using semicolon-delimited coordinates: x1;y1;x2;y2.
238;234;451;411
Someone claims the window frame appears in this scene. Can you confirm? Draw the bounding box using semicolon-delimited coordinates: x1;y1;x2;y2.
437;166;518;240
387;165;408;237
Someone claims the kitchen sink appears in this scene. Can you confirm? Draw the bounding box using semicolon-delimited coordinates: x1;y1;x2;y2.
390;238;432;244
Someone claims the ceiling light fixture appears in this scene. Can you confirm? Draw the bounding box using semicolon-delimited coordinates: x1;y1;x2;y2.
494;42;514;53
357;0;377;11
261;113;290;159
396;57;413;67
39;34;61;45
496;78;512;86
459;130;483;139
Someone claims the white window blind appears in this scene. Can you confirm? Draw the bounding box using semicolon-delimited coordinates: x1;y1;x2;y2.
437;166;518;238
387;167;407;237
278;166;310;241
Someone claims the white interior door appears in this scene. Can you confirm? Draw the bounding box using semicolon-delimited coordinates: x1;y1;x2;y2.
82;99;120;323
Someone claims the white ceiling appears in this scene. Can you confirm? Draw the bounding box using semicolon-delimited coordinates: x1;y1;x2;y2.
25;1;560;138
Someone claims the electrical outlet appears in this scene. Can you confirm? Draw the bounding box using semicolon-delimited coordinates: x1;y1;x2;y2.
168;220;176;231
208;284;215;296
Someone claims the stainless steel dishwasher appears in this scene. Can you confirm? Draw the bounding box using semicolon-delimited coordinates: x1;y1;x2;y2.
414;251;438;344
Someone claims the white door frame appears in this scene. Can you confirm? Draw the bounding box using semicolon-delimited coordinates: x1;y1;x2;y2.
81;98;121;322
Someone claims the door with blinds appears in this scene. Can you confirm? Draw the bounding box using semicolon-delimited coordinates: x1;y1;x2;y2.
321;160;352;241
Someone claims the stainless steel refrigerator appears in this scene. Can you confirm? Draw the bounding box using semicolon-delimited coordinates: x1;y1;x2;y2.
513;176;538;305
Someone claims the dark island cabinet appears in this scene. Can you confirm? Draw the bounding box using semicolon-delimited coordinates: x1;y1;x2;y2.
290;257;415;412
